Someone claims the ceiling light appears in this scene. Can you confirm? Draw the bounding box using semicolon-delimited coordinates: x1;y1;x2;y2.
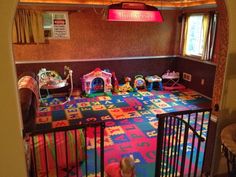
107;2;164;22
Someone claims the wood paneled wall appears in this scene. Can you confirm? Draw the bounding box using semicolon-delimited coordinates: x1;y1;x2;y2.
16;57;176;89
175;57;216;98
16;56;216;98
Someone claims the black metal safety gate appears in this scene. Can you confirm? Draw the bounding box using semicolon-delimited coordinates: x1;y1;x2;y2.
24;122;105;177
155;108;212;177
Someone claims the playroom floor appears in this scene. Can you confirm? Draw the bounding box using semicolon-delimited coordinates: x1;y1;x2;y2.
36;89;212;176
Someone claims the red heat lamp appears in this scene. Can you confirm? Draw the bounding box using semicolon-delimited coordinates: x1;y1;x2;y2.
107;2;164;22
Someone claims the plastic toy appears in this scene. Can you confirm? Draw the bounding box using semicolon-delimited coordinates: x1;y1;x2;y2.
161;70;185;91
38;66;73;104
145;75;163;91
112;72;120;93
81;68;112;97
118;77;133;92
133;75;146;91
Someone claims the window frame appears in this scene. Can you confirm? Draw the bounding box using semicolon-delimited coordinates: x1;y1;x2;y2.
185;13;205;57
181;12;209;59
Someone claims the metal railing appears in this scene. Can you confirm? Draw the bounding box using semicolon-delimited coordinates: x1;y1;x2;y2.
155;108;212;177
24;122;105;177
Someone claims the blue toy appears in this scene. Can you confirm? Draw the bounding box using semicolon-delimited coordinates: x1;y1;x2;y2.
145;75;163;91
133;75;146;91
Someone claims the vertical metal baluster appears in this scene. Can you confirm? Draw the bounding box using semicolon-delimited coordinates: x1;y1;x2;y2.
199;111;205;175
169;117;175;176
180;124;188;177
194;136;202;177
85;126;88;177
161;117;166;177
175;119;181;176
94;126;97;177
164;116;169;176
43;134;49;177
199;111;204;138
186;113;191;176
188;112;198;177
194;112;205;177
155;115;165;177
53;132;58;177
75;129;78;177
65;131;69;177
177;114;184;176
165;116;170;176
100;122;105;177
167;116;172;177
173;118;180;176
160;116;165;177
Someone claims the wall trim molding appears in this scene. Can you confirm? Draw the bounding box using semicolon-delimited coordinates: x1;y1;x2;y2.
177;55;217;66
18;2;217;10
15;55;177;64
15;55;218;66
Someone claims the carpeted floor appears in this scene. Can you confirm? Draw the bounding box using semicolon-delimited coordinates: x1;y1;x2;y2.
35;89;211;176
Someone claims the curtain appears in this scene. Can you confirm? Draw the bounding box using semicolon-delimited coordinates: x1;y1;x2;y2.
201;14;210;60
179;14;187;55
13;9;45;44
202;12;217;61
182;14;189;56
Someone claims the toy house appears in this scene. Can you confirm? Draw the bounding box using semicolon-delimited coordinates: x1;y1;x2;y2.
81;68;112;96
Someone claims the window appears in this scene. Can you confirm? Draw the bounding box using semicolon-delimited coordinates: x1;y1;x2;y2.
185;15;204;56
43;12;70;39
181;12;217;61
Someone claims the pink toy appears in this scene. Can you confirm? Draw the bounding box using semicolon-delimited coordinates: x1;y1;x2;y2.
81;68;112;97
162;70;185;91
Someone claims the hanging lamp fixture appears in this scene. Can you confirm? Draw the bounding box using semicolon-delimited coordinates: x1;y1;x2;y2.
107;2;164;22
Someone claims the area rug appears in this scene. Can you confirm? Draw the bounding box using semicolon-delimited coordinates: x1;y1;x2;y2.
35;89;211;176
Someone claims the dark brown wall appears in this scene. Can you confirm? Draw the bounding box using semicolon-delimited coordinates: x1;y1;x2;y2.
175;57;216;98
13;7;179;61
16;57;176;88
16;57;216;98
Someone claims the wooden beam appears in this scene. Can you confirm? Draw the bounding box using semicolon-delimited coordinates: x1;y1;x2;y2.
19;0;216;7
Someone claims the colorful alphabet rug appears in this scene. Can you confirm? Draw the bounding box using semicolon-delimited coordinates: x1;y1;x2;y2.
35;89;211;176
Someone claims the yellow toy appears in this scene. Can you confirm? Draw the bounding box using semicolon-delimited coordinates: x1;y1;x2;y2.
119;77;133;92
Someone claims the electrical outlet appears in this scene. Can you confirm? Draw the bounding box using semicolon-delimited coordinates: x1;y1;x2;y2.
183;72;192;82
201;79;205;85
